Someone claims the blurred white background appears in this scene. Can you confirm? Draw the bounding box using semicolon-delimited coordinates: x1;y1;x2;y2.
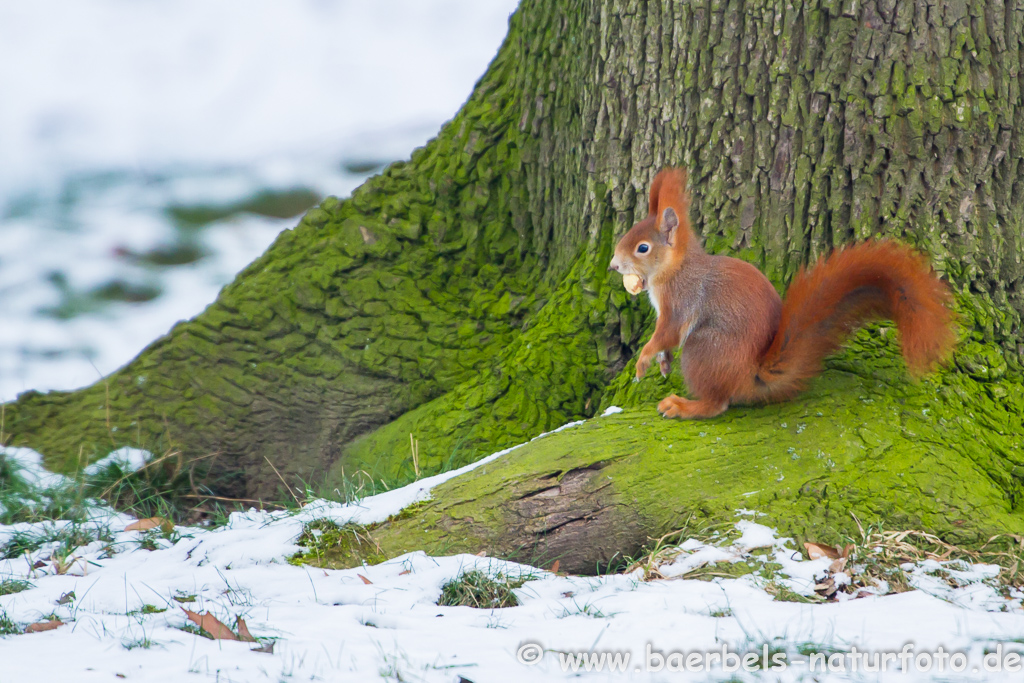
0;0;520;401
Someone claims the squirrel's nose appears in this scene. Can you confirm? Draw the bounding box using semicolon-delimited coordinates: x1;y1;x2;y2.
608;258;620;272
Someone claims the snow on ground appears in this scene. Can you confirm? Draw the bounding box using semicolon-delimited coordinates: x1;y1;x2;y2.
0;0;520;401
3;414;1024;682
0;447;68;490
82;447;152;476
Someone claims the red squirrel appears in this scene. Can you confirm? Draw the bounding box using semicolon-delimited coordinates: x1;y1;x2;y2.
609;167;956;419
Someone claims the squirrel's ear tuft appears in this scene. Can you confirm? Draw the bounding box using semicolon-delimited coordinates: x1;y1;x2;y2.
648;167;689;218
661;207;679;246
648;172;666;217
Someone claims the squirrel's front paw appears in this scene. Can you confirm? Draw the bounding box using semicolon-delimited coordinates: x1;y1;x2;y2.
635;356;652;379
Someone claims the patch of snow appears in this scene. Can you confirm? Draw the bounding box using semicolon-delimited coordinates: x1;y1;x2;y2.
905;560;1010;612
0;446;68;489
601;405;623;416
83;447;152;475
734;520;777;551
771;543;833;596
660;545;739;578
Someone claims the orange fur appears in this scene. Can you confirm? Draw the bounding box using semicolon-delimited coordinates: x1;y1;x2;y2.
757;240;956;400
649;168;691;266
609;167;957;419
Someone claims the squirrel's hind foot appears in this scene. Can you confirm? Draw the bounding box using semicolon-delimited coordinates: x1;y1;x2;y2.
657;395;728;420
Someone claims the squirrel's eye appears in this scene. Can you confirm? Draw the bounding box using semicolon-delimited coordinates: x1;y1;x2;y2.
637;243;650;254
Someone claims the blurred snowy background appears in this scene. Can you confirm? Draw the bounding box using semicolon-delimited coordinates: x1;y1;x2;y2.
0;0;519;402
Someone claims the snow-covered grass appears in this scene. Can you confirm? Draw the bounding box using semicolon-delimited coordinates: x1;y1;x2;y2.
0;444;212;528
4;415;1024;681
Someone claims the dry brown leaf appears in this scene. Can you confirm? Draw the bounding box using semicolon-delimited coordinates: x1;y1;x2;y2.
252;641;275;654
125;517;168;532
842;544;855;558
398;569;411;576
25;620;64;633
358;574;373;585
235;617;256;643
183;609;239;641
804;542;840;560
828;557;848;573
475;551;486;557
550;560;560;574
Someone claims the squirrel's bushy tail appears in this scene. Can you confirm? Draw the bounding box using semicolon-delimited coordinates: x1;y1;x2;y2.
757;240;956;401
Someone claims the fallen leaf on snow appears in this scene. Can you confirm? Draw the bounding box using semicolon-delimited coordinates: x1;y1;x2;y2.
550;560;560;574
25;620;64;633
358;574;373;585
804;542;840;560
235;617;257;643
813;579;839;597
183;609;239;641
125;517;169;532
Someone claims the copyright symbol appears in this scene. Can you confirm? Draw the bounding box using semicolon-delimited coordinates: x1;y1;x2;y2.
517;642;544;665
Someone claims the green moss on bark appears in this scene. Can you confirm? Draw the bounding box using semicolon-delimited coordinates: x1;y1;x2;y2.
302;334;1024;574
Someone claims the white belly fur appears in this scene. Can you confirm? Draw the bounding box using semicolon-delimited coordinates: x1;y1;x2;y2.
646;288;660;316
648;288;694;350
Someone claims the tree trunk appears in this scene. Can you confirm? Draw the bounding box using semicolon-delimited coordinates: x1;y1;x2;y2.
4;0;1023;553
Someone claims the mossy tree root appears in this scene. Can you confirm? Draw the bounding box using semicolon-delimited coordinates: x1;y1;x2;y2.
309;347;1024;574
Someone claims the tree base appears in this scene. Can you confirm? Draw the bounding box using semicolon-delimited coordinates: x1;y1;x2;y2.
303;356;1024;575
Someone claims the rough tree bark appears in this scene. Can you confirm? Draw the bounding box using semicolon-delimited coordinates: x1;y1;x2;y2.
4;0;1023;567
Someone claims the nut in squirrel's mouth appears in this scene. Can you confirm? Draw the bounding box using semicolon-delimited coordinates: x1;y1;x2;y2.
622;273;645;295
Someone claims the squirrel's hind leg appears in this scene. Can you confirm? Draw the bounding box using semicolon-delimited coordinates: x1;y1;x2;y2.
657;395;728;419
